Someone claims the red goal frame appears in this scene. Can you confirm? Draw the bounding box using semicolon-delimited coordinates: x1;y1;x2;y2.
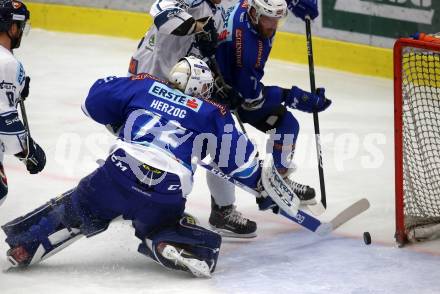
394;38;440;246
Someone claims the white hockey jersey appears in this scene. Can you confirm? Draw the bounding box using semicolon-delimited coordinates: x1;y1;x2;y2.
129;0;223;79
0;45;27;157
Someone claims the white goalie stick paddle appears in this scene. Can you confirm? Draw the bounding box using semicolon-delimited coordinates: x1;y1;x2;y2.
198;160;370;236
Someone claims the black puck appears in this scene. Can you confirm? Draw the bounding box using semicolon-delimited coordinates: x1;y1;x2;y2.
363;232;371;245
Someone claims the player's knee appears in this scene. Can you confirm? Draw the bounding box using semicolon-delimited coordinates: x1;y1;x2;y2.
269;112;300;170
275;110;300;138
138;215;222;273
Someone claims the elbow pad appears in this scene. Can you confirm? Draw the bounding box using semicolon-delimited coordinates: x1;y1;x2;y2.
171;18;196;36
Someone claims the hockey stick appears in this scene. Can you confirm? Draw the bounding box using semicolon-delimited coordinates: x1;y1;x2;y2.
18;97;35;165
18;99;30;137
305;17;327;216
208;56;248;135
209;56;323;215
198;160;370;236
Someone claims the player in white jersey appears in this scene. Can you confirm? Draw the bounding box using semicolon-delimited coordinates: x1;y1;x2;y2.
128;0;257;238
0;0;46;206
129;0;221;79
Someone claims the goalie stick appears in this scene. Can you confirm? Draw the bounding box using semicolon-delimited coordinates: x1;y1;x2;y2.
198;160;370;236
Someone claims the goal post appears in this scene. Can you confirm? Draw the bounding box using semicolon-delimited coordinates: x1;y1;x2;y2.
394;35;440;246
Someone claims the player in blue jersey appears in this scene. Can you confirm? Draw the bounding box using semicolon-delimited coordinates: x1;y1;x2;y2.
2;56;301;277
0;1;46;206
129;0;259;239
208;0;330;221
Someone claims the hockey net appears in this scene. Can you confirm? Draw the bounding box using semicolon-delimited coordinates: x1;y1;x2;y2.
394;34;440;246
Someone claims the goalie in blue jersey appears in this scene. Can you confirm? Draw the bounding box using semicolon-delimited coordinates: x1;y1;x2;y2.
2;56;302;278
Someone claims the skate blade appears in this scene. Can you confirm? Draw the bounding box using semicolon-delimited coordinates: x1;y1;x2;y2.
162;245;211;278
209;225;257;239
300;198;317;206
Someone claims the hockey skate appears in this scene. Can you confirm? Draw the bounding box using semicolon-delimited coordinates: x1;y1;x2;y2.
209;201;257;238
278;167;316;205
283;177;316;205
157;243;211;278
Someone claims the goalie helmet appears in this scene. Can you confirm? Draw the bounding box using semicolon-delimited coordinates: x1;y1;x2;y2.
0;0;29;32
168;56;214;99
247;0;287;24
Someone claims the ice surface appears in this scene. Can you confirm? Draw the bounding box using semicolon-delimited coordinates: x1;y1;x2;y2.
0;30;439;294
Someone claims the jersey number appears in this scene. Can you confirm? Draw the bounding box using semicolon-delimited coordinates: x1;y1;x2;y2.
6;92;14;107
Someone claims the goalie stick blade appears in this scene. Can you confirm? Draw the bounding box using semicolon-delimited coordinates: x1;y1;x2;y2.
329;198;370;232
315;198;370;237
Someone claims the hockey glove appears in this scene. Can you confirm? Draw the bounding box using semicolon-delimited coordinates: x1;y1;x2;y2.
212;77;243;109
287;0;319;21
20;76;30;100
16;137;46;174
194;17;218;58
284;86;331;113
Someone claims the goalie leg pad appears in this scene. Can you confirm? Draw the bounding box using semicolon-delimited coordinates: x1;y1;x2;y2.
260;155;300;217
2;189;109;267
138;215;221;275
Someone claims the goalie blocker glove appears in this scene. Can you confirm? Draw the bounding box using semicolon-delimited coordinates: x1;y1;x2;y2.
287;0;319;21
284;86;331;113
16;136;46;174
194;16;218;58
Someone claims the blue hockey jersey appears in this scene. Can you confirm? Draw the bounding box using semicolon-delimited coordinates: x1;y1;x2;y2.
82;73;260;195
216;0;285;111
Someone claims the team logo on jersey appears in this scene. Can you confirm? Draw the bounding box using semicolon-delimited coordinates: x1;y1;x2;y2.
218;29;229;42
0;80;16;91
186;99;199;109
165;8;182;20
148;82;203;112
148;34;156;47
